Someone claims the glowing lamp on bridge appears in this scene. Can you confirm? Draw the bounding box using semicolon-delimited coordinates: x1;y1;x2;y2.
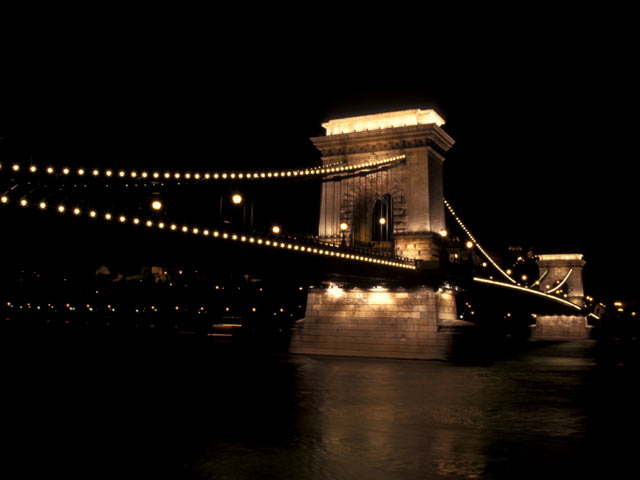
272;225;281;235
378;217;386;225
465;241;474;249
340;222;348;231
439;229;448;238
1;196;8;203
231;194;243;205
151;200;163;211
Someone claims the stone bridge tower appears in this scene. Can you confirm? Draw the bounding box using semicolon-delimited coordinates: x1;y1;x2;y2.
311;109;454;264
531;254;592;339
289;110;468;361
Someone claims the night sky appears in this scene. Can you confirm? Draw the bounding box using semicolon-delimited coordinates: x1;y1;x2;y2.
1;13;638;301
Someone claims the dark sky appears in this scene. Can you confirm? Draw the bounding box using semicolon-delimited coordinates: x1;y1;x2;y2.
1;12;637;300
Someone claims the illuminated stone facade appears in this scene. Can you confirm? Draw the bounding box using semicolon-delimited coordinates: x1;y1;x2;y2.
290;286;460;360
290;109;465;360
530;315;591;340
312;110;454;262
531;254;591;339
536;254;586;307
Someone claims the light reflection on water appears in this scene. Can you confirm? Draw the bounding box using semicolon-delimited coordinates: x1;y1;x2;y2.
4;337;638;479
178;341;634;479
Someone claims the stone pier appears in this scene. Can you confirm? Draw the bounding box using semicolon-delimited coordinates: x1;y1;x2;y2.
290;286;460;360
289;109;471;360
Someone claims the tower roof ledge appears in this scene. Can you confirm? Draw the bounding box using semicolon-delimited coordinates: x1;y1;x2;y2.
322;109;445;136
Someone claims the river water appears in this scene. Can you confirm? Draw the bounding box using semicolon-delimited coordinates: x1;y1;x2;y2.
3;334;638;479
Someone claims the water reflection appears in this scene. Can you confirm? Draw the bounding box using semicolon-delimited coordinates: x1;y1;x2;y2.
181;341;631;479
4;336;637;479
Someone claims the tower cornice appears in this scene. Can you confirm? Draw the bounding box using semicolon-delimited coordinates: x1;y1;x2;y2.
311;123;455;158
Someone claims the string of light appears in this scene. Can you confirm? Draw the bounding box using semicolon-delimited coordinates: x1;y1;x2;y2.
0;155;406;183
0;192;417;271
473;277;583;311
544;269;574;294
2;301;300;317
443;198;517;284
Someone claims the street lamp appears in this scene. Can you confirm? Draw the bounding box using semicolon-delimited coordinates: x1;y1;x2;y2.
232;194;243;205
272;225;281;235
340;222;348;248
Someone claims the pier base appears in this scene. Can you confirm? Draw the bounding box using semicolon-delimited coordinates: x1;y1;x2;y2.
530;315;593;340
290;286;471;360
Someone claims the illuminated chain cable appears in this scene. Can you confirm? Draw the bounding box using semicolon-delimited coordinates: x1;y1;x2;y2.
544;269;573;294
473;277;583;311
532;268;549;287
0;155;406;184
0;193;416;271
443;198;517;284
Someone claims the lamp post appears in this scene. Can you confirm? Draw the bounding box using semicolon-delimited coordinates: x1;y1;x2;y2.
340;222;348;248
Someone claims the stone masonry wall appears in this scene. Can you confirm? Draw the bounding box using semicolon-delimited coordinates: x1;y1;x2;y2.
393;233;442;262
289;287;458;360
530;315;592;340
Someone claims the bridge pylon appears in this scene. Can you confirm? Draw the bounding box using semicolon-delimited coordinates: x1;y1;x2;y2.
289;109;470;360
531;254;592;339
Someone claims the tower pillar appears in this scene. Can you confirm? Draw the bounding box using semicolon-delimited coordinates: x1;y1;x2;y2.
531;254;591;339
289;109;469;360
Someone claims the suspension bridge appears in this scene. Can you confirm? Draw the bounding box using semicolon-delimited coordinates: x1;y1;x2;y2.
0;109;600;359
